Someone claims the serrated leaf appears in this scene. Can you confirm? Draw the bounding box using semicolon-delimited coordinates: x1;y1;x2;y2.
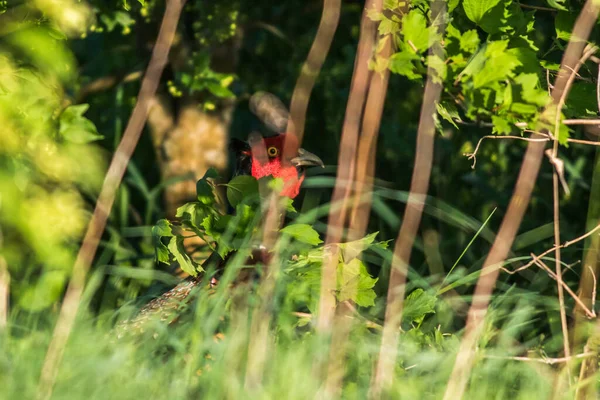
514;73;549;107
492;116;512;135
436;103;460;129
402;10;430;53
338;232;379;263
378;16;399;36
472;41;521;88
280;224;323;245
168;236;201;276
336;259;378;307
59;104;103;144
402;288;436;324
227;175;259;207
459;30;480;54
388;50;421;80
463;0;502;24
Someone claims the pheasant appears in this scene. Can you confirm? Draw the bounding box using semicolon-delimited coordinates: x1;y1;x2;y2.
115;93;324;337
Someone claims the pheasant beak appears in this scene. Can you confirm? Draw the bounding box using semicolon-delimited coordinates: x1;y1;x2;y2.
290;148;325;168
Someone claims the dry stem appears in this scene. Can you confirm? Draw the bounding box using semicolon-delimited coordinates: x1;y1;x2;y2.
370;1;446;396
36;1;186;399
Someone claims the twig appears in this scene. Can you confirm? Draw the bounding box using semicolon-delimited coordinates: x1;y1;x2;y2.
465;135;548;169
564;119;600;125
504;222;600;275
484;352;595;365
370;1;446;397
466;134;600;169
443;2;600;399
531;255;596;319
36;2;186;399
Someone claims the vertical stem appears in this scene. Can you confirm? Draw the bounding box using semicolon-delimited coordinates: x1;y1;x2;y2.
244;0;341;390
348;36;393;240
370;1;446;396
0;255;8;330
318;1;377;333
36;1;186;399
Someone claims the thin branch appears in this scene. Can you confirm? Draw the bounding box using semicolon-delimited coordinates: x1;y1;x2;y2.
370;1;446;396
466;134;600;169
504;222;600;275
443;2;600;398
484;352;595;365
531;255;596;319
465;135;548;169
36;2;186;399
564;119;600;125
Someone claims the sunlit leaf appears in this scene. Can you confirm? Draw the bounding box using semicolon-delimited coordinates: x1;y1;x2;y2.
403;288;436;324
280;224;323;245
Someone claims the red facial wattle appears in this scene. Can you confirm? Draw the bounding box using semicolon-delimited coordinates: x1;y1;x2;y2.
250;136;304;198
248;134;322;199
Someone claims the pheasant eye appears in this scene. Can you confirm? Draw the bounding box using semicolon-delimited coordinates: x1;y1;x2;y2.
267;146;279;157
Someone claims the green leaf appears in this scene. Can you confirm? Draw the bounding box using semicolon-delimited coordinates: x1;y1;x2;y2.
436;103;460;129
168;236;201;276
205;81;235;99
448;0;460;12
472;41;521;88
378;16;399;36
547;0;568;11
280;224;322;245
336;259;378;307
514;73;549;107
459;30;480;54
196;168;219;205
227;175;259;207
402;10;430;53
338;232;379;263
463;0;501;25
59;104;103;144
555;12;575;41
152;219;173;265
388;50;421;80
492;116;512;135
402;288;436;324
